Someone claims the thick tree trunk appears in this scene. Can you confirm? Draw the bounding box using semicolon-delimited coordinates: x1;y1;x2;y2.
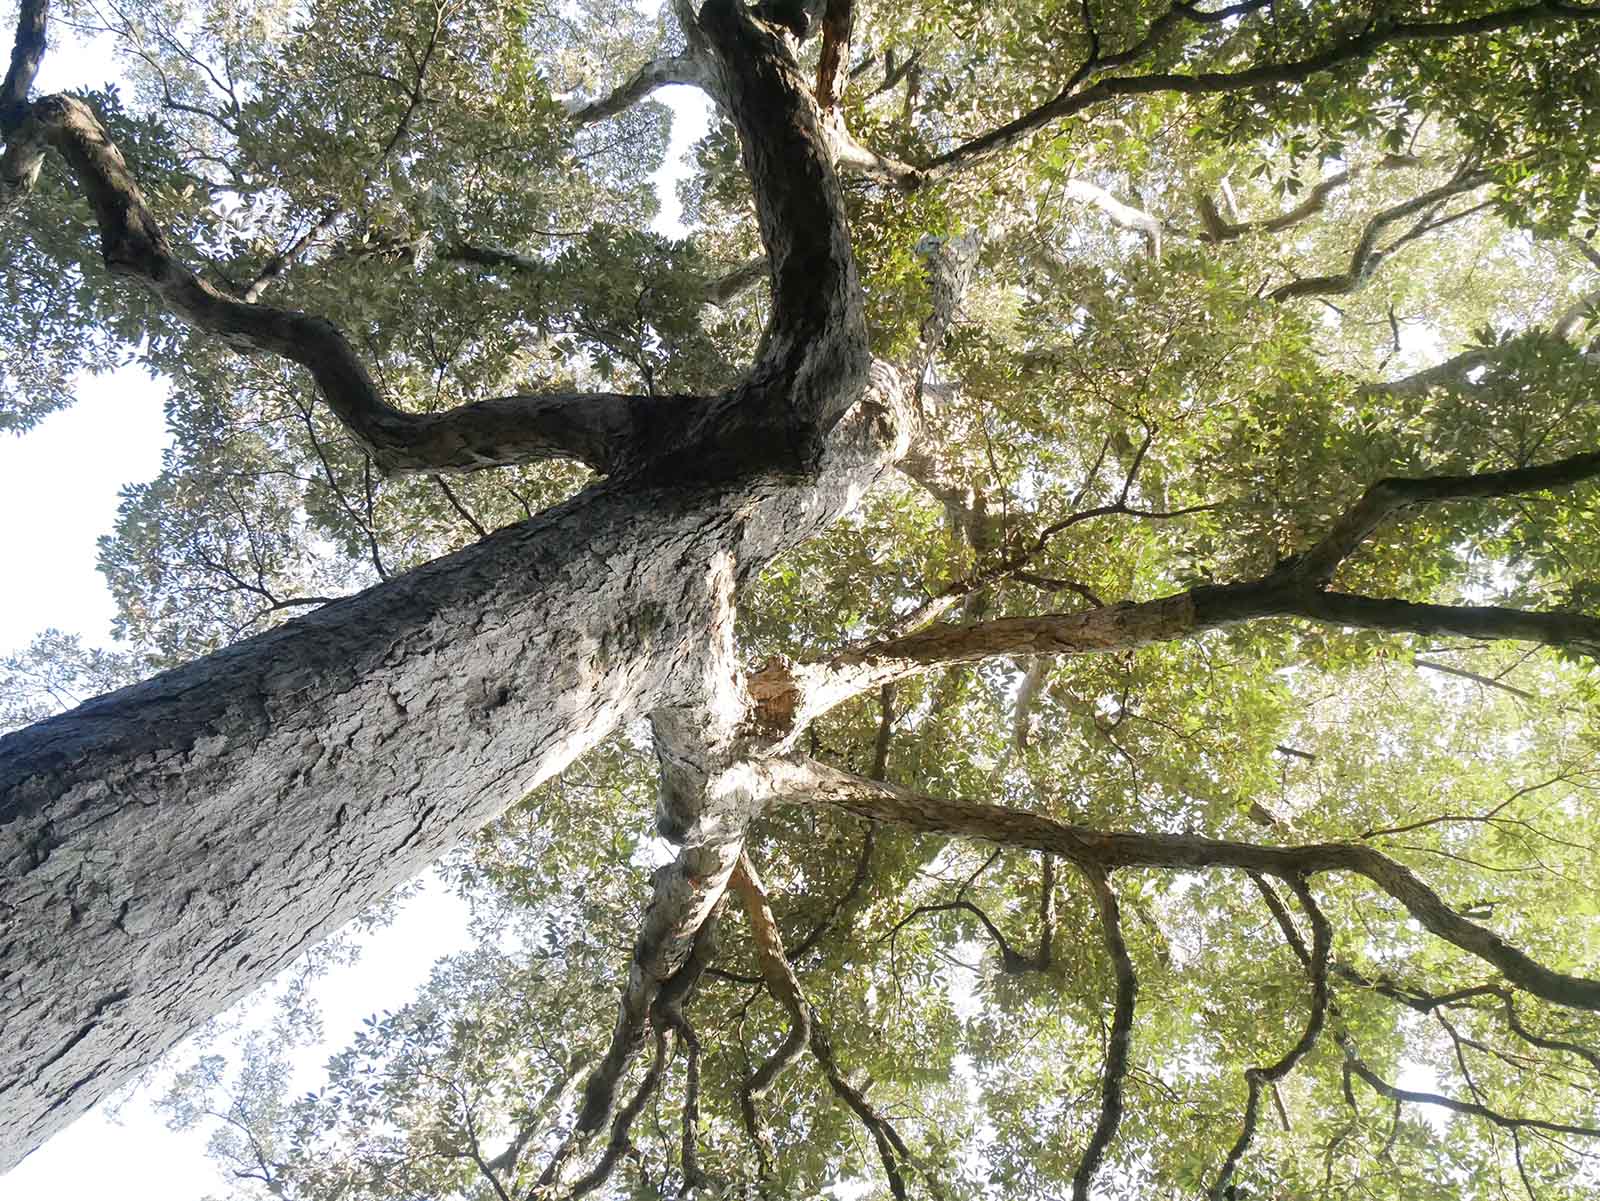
0;384;900;1169
0;0;899;1169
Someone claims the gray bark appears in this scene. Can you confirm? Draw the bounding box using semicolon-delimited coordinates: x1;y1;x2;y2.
0;386;906;1169
0;0;907;1167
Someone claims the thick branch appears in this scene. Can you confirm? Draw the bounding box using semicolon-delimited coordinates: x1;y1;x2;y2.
697;0;868;446
773;757;1600;1012
1062;178;1163;253
755;570;1600;743
566;53;711;126
1070;864;1137;1201
728;853;812;1176
813;0;853;115
0;0;45;125
4;91;684;475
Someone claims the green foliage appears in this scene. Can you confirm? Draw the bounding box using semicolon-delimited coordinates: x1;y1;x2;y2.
8;0;1600;1198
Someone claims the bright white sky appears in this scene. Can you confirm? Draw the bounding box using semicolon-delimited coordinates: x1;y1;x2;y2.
0;9;711;1193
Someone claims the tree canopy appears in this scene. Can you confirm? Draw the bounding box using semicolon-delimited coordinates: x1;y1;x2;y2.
3;0;1600;1197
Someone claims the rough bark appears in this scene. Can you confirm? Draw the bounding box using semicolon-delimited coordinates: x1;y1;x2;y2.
0;457;886;1167
0;0;902;1169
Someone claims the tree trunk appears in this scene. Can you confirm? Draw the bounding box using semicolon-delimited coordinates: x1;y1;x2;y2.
0;379;900;1168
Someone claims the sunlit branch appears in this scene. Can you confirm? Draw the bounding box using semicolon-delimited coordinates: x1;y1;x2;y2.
1070;863;1137;1201
1412;656;1537;701
1011;660;1048;753
566;53;711;126
484;1052;593;1182
1061;177;1164;254
773;757;1600;1012
727;853;812;1176
1209;877;1331;1199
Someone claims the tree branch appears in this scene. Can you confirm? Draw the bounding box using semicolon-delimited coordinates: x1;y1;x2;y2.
1268;171;1492;302
1341;1039;1600;1138
1071;863;1137;1201
1062;177;1164;254
0;0;46;126
1210;876;1331;1199
1285;443;1600;585
810;1021;914;1201
565;53;711;126
727;852;812;1177
566;1027;672;1200
772;757;1600;1012
2;88;689;475
833;2;1600;189
813;0;853;116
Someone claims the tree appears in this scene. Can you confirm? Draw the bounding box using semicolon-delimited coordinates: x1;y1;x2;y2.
3;0;1600;1194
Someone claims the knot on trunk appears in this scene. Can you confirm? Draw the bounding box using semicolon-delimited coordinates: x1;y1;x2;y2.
746;656;801;734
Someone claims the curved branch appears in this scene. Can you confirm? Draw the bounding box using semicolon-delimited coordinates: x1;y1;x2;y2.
891;897;1034;973
1268;171;1492;303
836;2;1600;188
566;53;712;126
773;756;1600;1012
1210;877;1331;1199
1341;1040;1600;1138
1197;155;1427;243
1061;178;1163;253
1199;170;1350;242
810;1021;914;1201
1071;863;1137;1201
728;853;812;1176
1287;444;1600;585
697;0;868;444
566;1027;673;1200
4;90;686;476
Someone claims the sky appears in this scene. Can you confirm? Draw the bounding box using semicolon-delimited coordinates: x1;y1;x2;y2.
0;8;711;1194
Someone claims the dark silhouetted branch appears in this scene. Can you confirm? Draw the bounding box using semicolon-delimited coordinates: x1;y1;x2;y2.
1071;863;1137;1201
